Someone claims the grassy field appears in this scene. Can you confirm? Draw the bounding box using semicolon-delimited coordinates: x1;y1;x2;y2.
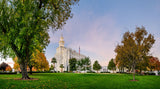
0;73;160;89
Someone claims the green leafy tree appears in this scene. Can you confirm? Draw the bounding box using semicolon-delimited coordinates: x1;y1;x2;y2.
77;60;82;71
69;58;77;71
93;60;101;73
115;26;155;80
82;57;91;71
60;64;64;72
108;59;116;72
51;57;57;71
50;64;54;71
0;0;79;79
76;57;91;72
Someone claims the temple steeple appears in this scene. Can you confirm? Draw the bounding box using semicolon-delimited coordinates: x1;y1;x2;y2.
59;34;64;47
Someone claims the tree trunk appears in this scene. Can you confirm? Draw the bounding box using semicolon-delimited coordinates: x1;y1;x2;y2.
122;67;124;72
140;68;142;75
97;70;98;73
61;68;63;72
53;63;55;71
20;62;30;79
29;65;32;75
132;66;135;81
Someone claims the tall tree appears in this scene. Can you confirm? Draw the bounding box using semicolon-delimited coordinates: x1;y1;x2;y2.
93;60;101;73
69;58;77;71
115;26;155;80
51;57;57;71
0;0;79;79
108;59;116;72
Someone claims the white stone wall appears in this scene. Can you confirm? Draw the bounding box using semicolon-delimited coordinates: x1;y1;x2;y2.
54;47;86;72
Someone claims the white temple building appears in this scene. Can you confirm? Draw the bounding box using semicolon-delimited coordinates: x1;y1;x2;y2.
54;35;86;72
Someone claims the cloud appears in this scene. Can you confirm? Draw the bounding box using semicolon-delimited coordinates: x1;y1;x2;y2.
52;12;121;66
48;9;160;66
150;35;160;59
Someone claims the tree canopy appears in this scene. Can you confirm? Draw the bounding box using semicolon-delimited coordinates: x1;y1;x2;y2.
0;0;79;79
60;64;64;72
76;57;91;71
69;58;77;71
51;57;57;71
108;59;116;71
13;50;49;72
5;66;12;72
115;26;155;80
93;60;101;73
148;57;160;71
51;57;57;64
31;50;49;71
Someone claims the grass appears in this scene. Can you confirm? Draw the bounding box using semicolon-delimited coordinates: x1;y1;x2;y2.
0;73;160;89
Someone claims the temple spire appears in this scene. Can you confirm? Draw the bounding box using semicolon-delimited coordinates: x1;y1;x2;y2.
59;34;64;47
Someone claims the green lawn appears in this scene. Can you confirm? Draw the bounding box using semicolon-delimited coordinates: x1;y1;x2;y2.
0;73;160;89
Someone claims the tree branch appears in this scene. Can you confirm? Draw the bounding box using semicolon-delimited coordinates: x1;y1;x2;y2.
10;42;21;59
39;0;42;9
0;23;7;34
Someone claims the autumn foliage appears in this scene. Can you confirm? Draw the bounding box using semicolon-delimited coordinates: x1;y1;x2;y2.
32;50;49;71
148;57;160;71
13;50;49;72
13;57;21;71
0;62;12;71
5;66;12;71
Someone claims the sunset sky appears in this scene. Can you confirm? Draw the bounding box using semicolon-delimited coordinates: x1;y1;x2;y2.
1;0;160;67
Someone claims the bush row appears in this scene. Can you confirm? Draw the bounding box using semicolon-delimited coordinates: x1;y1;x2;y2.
0;71;159;75
0;72;17;74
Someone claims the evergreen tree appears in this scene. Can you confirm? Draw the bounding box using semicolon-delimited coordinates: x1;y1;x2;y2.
51;57;57;71
69;58;77;71
93;60;101;73
108;59;116;72
60;64;64;73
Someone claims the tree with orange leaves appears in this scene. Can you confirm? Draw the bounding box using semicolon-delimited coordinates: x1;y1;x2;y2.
13;57;21;71
148;57;160;71
31;50;49;71
115;27;155;81
13;50;49;73
6;66;12;72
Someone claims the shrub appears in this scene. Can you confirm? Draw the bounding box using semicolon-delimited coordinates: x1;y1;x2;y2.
87;71;95;73
144;72;155;75
100;72;110;73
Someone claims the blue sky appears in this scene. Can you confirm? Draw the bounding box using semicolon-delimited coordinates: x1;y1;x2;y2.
1;0;160;67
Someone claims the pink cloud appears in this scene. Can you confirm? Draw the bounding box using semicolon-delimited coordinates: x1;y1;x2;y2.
63;14;121;66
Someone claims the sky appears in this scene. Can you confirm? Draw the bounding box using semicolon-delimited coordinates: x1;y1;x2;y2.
1;0;160;67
